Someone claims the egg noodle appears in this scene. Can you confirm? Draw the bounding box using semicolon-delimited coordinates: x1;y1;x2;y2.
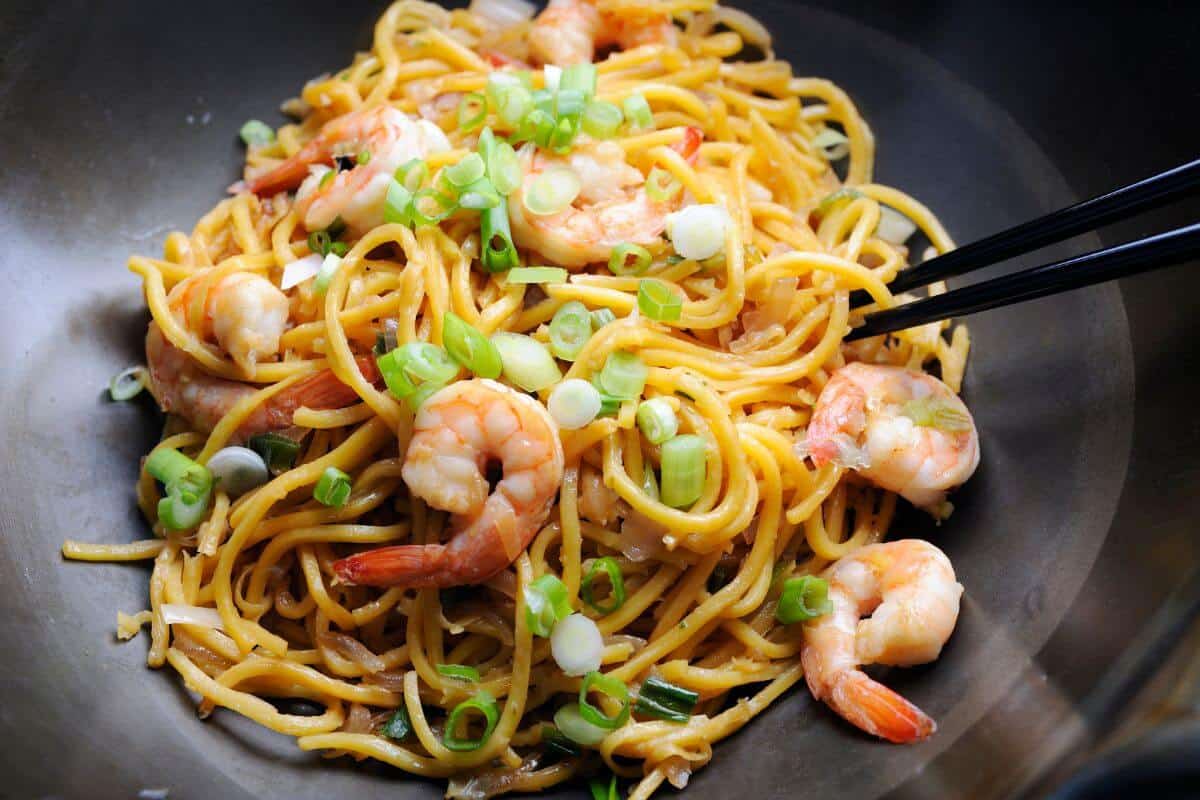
63;0;969;796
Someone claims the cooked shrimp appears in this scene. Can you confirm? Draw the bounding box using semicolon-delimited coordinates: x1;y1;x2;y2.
333;379;565;588
529;0;677;65
168;270;289;376
508;136;694;268
801;539;962;743
805;363;980;514
245;105;450;234
145;324;380;439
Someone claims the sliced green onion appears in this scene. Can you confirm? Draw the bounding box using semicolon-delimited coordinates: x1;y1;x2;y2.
541;723;583;758
548;116;580;155
384;179;413;225
644;167;682;203
506;266;567;284
497;85;534;128
145;448;205;487
634;676;698;723
443;311;503;379
491;332;561;392
596;391;622;418
158;483;211;530
812;128;850;160
409;188;457;226
380;706;412;740
314;466;352;507
401;342;459;387
901;398;973;432
457;92;488;132
552;612;603;675
307;229;332;255
636;398;678;444
109;366;148;401
581;100;623;139
356;149;371;165
312;253;342;295
488;141;522;195
542;65;562;92
578;671;630;730
660;434;706;509
239;119;275;147
581;557;625;614
548;300;593;361
590;774;619;800
481;198;520;272
318;169;335;189
776;575;834;624
396;158;429;192
524;165;580;215
328;241;349;256
876;205;918;244
607;242;652;276
436;663;482;682
247;432;300;475
552;704;607;747
666;204;729;261
458;176;502;210
814;187;863;220
445;152;486;187
638;278;683;321
554;88;587;119
524;573;572;638
548;378;602;429
519;108;556;148
443;691;500;752
591;308;616;330
560;63;598;98
622;94;653;130
407;380;444;411
486;71;523;106
641;466;660;502
596;351;646;400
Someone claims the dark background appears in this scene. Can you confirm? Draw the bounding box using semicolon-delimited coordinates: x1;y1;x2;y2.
1;1;1198;798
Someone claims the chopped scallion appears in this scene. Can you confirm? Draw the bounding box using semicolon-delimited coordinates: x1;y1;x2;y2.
637;278;683;321
109;366;148;401
660;434;706;508
314;466;352;508
811;128;850;160
635;397;678;444
380;706;412;740
776;575;834;624
524;165;580;215
481;197;520;272
622;94;653;130
384;179;413;225
596;351;646;400
436;663;481;682
445;152;486;187
443;691;500;752
542;722;584;756
239;119;275;147
312;253;342;295
634;676;698;723
581;556;625;614
523;573;572;638
591;308;616;330
396;158;429;192
578;671;630;730
491;332;561;392
581;100;623;140
607;242;652;276
408;188;457;226
644;167;682;203
443;311;503;379
506;266;567;284
457;92;488;132
547;378;602;430
548;300;593;361
247;432;300;475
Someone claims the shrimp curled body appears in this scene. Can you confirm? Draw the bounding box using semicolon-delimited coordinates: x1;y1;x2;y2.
801;539;962;743
806;363;980;513
245;105;450;235
334;379;565;588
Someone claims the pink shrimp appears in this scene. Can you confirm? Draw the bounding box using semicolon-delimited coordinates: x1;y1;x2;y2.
333;379;564;588
145;324;381;440
528;0;678;65
801;539;962;743
805;363;980;515
168;270;289;376
508;131;699;268
245;105;450;234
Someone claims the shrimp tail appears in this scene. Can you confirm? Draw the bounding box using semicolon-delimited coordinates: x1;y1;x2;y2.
333;544;451;589
246;137;333;196
827;670;936;744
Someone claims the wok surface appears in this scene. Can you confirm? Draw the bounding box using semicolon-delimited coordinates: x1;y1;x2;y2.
1;2;1197;798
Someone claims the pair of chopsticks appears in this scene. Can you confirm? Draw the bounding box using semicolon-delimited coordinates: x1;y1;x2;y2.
845;159;1200;341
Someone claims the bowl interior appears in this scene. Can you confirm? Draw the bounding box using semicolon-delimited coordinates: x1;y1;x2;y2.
0;1;1133;798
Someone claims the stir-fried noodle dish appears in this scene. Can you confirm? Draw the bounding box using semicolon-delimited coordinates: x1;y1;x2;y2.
65;0;983;796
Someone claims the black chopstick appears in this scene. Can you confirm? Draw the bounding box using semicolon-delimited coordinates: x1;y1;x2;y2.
845;222;1200;341
848;158;1200;308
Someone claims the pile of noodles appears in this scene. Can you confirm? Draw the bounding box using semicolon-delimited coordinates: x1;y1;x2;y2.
63;0;968;797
